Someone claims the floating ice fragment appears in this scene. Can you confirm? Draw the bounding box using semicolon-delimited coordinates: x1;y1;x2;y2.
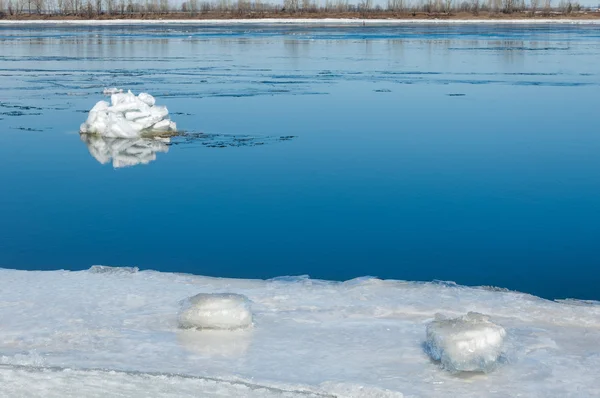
425;312;506;373
103;87;123;95
178;293;253;330
80;134;169;168
80;90;176;138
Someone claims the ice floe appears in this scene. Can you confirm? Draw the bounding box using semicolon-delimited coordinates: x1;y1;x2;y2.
102;87;123;95
178;293;253;330
80;134;169;168
79;90;176;138
425;312;506;373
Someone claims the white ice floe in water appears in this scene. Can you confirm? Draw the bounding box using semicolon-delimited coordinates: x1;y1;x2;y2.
80;90;176;138
178;293;253;330
1;268;600;397
425;312;506;373
102;87;123;95
80;134;169;168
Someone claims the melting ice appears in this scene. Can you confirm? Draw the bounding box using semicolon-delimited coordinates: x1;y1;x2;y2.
80;90;176;138
1;267;600;397
425;312;506;373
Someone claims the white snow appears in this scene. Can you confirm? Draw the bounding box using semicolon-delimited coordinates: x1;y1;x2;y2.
80;134;170;168
178;293;253;330
79;90;176;138
0;268;600;397
425;312;506;373
1;19;600;25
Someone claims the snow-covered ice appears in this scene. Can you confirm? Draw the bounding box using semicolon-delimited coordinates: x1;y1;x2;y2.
80;134;170;168
1;268;600;397
425;312;506;373
79;90;176;138
178;293;253;330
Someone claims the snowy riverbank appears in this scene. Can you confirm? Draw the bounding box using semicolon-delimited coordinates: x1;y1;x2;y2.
1;18;600;25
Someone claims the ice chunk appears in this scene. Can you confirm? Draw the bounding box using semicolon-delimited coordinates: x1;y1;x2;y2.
80;89;176;138
102;87;123;95
138;92;156;107
178;293;253;330
80;134;169;168
425;312;506;373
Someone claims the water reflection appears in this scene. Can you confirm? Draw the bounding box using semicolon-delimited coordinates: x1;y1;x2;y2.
80;132;296;168
177;329;252;358
80;134;169;169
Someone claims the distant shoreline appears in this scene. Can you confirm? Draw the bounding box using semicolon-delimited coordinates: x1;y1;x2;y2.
1;10;600;24
1;17;600;25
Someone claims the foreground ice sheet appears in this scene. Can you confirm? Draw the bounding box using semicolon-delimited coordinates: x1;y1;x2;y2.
80;134;170;168
178;293;253;330
80;90;176;138
425;312;506;373
1;268;600;397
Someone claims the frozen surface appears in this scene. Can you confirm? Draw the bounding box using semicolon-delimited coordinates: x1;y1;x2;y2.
1;268;600;397
425;312;506;373
80;90;176;138
80;134;170;168
178;293;253;330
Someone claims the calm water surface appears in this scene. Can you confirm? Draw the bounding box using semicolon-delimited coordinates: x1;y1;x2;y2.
1;23;599;299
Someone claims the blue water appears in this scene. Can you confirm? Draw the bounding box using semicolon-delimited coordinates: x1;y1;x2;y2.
1;23;599;300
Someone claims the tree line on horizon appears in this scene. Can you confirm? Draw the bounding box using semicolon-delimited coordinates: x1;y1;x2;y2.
0;0;595;18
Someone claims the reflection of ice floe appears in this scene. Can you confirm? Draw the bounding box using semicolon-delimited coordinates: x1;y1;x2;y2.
425;312;506;373
80;131;296;168
80;134;169;169
177;329;252;358
80;90;176;138
179;293;253;330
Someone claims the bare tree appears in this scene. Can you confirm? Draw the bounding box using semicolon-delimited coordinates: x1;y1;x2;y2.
491;0;502;12
85;0;93;15
530;0;538;14
159;0;167;12
33;0;43;12
543;0;551;14
284;0;298;11
360;0;372;11
387;0;403;11
503;0;513;12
